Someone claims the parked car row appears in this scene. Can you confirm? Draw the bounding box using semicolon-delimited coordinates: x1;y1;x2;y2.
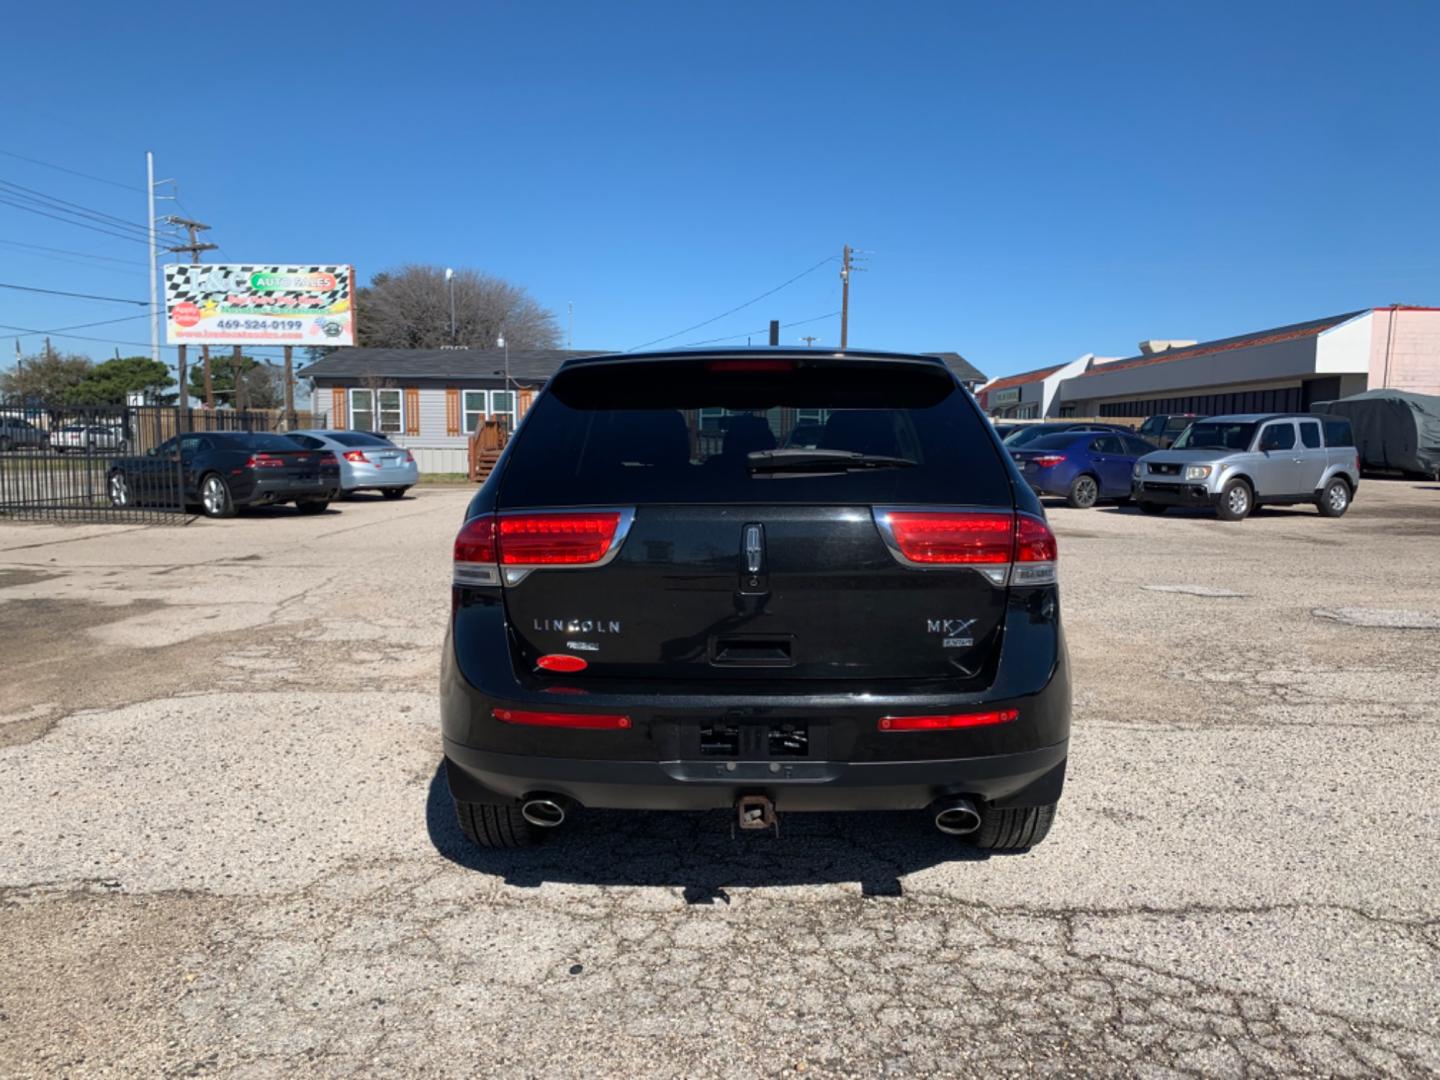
1000;414;1361;521
106;429;418;518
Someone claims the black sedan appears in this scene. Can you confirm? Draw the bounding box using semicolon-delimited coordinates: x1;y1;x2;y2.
108;432;341;518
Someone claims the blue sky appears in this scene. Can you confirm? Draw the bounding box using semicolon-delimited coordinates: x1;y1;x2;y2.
2;1;1438;382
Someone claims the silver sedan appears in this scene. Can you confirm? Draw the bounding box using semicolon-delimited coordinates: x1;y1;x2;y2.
287;430;419;499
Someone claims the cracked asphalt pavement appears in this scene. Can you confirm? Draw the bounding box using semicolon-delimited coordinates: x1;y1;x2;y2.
2;483;1438;1077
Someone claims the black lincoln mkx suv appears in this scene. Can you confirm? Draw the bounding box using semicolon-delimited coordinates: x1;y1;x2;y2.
440;348;1070;851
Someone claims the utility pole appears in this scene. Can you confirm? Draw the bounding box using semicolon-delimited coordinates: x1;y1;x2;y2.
839;244;852;350
146;153;160;365
283;345;295;426
232;346;243;411
167;217;218;409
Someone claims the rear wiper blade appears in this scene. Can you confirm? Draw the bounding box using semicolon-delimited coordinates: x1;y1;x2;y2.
746;448;917;472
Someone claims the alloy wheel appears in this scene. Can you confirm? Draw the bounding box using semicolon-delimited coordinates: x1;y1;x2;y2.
109;473;128;507
1327;482;1348;513
203;477;225;516
1228;486;1249;516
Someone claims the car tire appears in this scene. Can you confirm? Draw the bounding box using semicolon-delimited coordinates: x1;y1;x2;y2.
296;500;329;515
970;803;1056;851
199;473;236;519
454;799;545;849
1216;479;1252;521
1317;477;1351;518
1138;501;1167;515
381;487;408;500
1066;474;1100;509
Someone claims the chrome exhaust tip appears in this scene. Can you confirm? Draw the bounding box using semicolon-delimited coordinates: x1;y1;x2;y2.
520;797;568;828
934;798;982;836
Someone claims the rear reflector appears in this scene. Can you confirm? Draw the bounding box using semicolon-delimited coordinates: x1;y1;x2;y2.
498;512;621;565
492;707;630;730
884;512;1013;564
536;654;588;673
878;709;1018;731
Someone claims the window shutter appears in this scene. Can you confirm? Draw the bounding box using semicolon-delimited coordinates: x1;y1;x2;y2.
445;387;460;436
405;387;421;435
331;387;347;428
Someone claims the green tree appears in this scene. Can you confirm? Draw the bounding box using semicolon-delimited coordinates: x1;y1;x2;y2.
0;349;93;403
187;353;284;410
65;356;176;405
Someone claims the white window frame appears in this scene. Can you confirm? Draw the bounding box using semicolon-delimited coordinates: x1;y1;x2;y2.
349;388;374;432
461;389;488;434
489;389;517;429
375;388;403;434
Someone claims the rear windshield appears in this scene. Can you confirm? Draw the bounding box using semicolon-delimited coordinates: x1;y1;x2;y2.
330;432;394;447
1323;418;1354;447
212;433;310;452
1173;421;1256;451
1004;424;1099;448
498;359;1010;506
1025;433;1086;450
1165;416;1195;432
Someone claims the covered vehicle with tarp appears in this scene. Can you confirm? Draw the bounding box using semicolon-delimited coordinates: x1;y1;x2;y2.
1313;390;1440;478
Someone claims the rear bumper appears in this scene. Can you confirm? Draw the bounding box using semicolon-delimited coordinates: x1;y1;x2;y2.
1134;480;1218;506
440;590;1070;812
241;475;339;504
342;462;419;490
444;738;1067;811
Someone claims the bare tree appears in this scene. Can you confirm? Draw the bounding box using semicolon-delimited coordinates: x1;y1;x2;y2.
356;265;560;350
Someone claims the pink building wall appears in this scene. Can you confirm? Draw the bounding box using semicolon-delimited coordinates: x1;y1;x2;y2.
1369;307;1440;395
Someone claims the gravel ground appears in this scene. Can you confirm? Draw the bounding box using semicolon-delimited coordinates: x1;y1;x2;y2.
1;482;1438;1078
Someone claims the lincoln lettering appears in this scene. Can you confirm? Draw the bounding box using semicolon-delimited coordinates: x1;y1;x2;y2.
533;618;622;634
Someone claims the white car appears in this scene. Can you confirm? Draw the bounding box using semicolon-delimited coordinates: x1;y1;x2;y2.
50;425;129;453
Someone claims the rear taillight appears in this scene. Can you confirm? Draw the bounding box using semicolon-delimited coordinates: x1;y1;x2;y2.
492;707;630;730
404;449;415;463
1033;454;1065;468
878;709;1018;732
453;509;633;587
874;509;1057;587
246;453;285;468
498;512;622;565
453;516;499;586
343;450;368;463
882;512;1013;565
319;452;338;466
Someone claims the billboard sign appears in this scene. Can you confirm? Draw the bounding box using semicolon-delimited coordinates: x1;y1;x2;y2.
164;264;354;347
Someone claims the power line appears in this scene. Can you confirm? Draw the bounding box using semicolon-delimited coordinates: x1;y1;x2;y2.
0;241;147;278
0;281;150;305
0;194;160;246
0;178;155;236
0;149;146;193
0;238;145;266
627;254;838;352
679;309;842;348
1;313;159;348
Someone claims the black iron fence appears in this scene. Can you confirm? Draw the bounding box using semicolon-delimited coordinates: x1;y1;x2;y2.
0;402;326;524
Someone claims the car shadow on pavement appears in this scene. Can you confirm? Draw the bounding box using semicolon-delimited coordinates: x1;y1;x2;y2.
424;764;994;900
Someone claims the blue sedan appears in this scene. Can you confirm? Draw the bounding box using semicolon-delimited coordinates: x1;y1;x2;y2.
1010;430;1158;508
